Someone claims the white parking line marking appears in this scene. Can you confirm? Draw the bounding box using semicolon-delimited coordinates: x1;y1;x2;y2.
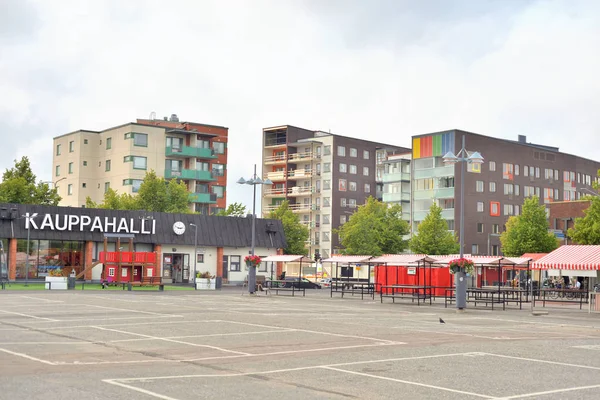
496;383;600;399
484;352;600;371
0;310;58;321
104;380;180;400
109;329;297;343
0;348;55;365
321;366;494;398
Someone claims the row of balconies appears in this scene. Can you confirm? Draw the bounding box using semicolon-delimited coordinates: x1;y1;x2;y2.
264;152;320;164
263;169;318;181
165;169;219;181
263;186;320;197
263;203;321;213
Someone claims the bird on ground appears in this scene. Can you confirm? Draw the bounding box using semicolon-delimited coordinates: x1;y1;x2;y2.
439;318;445;324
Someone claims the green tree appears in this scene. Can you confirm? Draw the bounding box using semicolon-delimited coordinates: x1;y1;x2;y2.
136;171;169;212
0;157;61;205
567;170;600;244
409;202;459;255
335;197;410;256
500;196;558;256
165;179;190;213
216;202;247;216
86;189;138;210
267;200;309;255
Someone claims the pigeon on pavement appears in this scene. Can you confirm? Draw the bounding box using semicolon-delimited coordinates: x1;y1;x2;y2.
439;318;445;324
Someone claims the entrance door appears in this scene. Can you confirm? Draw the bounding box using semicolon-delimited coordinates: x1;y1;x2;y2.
182;254;190;283
222;256;229;281
133;266;142;282
172;254;183;283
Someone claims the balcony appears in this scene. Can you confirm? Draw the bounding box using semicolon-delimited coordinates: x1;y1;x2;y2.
264;171;287;181
165;169;216;181
264;137;287;147
264;154;287;165
287;186;315;196
263;203;316;213
165;146;217;159
382;172;411;183
263;187;287;197
287;169;313;179
413;165;454;179
412;187;455;200
188;193;217;204
382;192;410;203
288;152;318;163
413;208;455;221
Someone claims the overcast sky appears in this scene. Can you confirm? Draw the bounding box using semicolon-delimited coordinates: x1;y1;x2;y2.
1;0;599;211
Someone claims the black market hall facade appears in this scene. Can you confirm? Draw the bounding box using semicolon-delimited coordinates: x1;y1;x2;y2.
0;204;286;284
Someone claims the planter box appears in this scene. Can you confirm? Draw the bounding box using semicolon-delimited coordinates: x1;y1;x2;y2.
195;278;216;290
45;276;67;290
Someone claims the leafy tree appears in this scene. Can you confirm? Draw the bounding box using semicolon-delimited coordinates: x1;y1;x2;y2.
267;200;309;255
500;196;558;256
85;171;191;213
216;202;247;217
335;197;410;256
409;203;459;255
567;170;600;244
0;157;61;205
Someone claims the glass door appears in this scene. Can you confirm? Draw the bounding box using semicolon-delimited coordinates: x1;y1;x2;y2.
182;254;190;283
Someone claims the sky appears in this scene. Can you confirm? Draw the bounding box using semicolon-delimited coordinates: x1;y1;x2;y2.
1;0;599;211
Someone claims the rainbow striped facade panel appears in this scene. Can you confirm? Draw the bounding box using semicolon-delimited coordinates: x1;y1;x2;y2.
412;131;455;159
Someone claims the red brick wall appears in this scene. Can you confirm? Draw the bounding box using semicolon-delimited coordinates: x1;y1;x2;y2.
154;245;162;278
216;247;223;279
8;238;16;280
547;200;590;231
84;241;93;280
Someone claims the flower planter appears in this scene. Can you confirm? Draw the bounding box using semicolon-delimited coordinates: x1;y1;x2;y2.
195;278;216;290
45;276;68;290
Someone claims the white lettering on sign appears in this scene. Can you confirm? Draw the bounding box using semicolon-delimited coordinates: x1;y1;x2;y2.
22;213;156;235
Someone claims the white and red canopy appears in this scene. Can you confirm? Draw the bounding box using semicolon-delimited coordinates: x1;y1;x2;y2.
532;245;600;271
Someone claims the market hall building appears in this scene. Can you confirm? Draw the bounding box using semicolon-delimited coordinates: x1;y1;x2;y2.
0;204;286;284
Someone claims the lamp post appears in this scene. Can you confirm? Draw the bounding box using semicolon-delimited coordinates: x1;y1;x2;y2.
237;164;272;294
190;223;198;286
443;135;484;310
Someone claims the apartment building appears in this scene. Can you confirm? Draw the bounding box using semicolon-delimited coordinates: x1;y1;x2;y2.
261;125;409;259
52;114;228;214
381;153;412;226
409;129;600;256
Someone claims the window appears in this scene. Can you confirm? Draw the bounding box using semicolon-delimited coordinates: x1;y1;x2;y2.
492;224;499;234
472;244;479;255
68;162;73;174
363;167;369;176
515;165;519;176
535;167;540;178
323;163;331;173
323;197;330;207
476;181;484;192
229;256;241;271
515;205;520;215
108;268;115;277
84;139;88;144
447;220;455;230
477;223;484;233
339;179;347;191
67;184;73;195
83;161;87;166
324;145;331;156
213;142;225;154
104;182;110;193
212;186;225;198
56;144;61;156
514;184;520;196
491;245;499;256
123;179;143;193
530;166;534;177
535;187;540;197
363;150;370;159
504;183;513;195
349;165;357;174
322;232;330;242
106;137;112;150
349;199;357;208
55;165;60;177
554;188;559;199
196;254;204;264
489;182;496;192
489;161;496;171
490;201;500;216
323;180;331;190
340;198;347;207
105;160;111;172
340;215;347;224
323;215;330;224
69;141;74;152
349;181;357;191
504;204;514;216
134;133;148;147
503;163;514;180
477;202;484;212
339;163;347;173
350;148;357;157
212;164;225;176
337;146;346;156
524;166;528;177
364;183;371;193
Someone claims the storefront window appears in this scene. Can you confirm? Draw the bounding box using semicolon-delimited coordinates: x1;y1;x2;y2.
15;239;85;279
0;238;8;279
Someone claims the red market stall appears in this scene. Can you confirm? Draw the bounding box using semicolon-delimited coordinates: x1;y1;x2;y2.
372;254;444;296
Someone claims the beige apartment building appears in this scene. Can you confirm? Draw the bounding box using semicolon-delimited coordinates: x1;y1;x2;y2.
52;115;229;214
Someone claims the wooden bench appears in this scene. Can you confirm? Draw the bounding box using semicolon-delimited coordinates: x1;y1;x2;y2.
122;277;164;291
265;280;305;297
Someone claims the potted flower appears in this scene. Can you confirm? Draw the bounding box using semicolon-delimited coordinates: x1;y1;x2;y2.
244;254;262;268
195;271;216;290
448;258;475;275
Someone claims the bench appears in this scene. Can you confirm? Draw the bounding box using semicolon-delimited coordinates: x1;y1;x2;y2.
122;277;164;291
265;280;305;297
445;289;506;310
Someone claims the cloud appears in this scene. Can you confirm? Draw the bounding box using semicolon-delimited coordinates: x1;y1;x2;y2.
0;0;598;210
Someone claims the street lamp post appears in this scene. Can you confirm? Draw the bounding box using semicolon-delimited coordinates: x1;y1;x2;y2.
443;135;484;310
190;223;198;287
237;164;272;294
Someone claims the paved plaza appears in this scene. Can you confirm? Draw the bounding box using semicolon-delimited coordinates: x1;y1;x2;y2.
1;288;600;399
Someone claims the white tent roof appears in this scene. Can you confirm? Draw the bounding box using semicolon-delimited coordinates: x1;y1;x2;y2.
261;255;314;263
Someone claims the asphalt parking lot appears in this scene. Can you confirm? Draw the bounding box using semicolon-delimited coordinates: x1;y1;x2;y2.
1;288;600;400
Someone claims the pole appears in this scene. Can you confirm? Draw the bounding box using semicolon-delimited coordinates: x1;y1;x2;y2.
456;135;467;310
193;225;198;286
25;225;30;286
248;164;257;294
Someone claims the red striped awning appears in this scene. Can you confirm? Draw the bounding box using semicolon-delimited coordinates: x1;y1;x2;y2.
370;254;437;266
531;245;600;270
